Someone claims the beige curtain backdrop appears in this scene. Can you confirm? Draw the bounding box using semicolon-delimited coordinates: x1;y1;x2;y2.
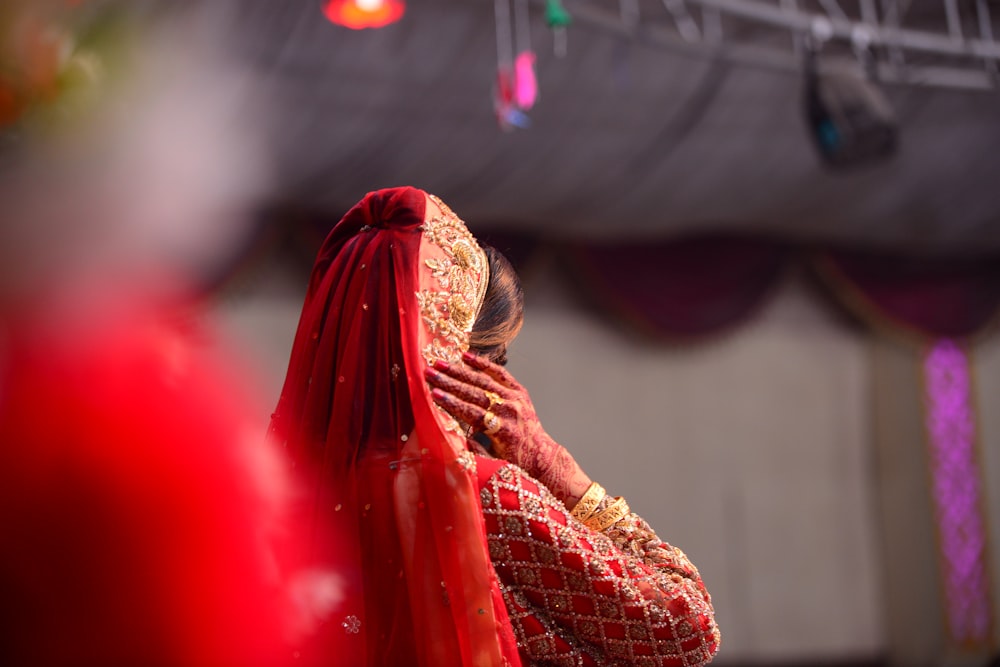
975;338;1000;657
211;252;999;665
870;336;944;665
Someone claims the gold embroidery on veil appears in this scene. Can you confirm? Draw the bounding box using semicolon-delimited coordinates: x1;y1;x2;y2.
417;194;490;368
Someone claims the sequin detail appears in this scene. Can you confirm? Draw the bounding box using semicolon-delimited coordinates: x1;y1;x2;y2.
342;615;361;634
456;449;477;473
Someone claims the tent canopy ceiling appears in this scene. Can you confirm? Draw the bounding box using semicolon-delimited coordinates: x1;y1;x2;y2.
231;0;1000;252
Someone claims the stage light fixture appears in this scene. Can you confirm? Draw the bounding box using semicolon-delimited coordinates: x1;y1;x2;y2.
803;52;898;168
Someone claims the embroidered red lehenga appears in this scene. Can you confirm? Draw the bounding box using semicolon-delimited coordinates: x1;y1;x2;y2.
269;187;720;667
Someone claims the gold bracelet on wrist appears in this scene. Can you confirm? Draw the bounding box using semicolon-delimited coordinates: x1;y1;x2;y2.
584;497;631;532
570;482;606;523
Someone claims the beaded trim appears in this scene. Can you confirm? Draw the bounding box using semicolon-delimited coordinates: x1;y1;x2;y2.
480;462;721;666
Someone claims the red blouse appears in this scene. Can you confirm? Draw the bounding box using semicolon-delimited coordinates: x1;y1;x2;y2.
475;456;720;667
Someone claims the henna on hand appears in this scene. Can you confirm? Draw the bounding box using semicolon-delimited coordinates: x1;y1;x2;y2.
425;353;592;508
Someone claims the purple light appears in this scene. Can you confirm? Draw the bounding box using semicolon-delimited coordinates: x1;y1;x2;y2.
924;340;992;645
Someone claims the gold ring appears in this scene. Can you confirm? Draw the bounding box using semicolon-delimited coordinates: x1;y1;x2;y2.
483;410;501;435
484;390;504;409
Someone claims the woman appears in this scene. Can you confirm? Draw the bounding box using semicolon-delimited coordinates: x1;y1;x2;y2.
270;187;720;666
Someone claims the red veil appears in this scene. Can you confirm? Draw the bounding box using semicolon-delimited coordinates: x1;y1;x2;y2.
270;187;520;666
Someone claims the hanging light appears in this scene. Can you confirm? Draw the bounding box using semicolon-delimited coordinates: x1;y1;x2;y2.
803;52;897;168
323;0;405;30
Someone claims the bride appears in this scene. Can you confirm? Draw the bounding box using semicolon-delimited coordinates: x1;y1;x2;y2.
269;186;720;666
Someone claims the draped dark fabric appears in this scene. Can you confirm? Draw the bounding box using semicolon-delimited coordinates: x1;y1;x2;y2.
476;232;539;273
557;236;1000;343
811;249;1000;340
564;235;790;340
233;216;1000;344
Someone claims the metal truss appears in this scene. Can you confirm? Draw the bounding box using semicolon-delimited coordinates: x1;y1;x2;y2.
554;0;1000;91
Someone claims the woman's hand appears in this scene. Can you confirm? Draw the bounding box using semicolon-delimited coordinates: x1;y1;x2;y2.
424;352;591;507
424;352;541;465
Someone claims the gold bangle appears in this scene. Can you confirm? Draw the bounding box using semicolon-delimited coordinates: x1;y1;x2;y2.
585;497;631;532
570;482;605;523
587;498;629;531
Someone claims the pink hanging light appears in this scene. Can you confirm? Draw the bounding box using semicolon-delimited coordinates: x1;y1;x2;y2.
323;0;405;30
514;50;537;110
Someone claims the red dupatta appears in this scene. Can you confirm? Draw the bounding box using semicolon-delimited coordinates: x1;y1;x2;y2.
270;187;519;666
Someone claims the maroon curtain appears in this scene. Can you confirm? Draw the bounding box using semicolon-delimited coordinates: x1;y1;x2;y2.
812;249;1000;340
476;231;539;273
220;210;1000;343
564;235;789;339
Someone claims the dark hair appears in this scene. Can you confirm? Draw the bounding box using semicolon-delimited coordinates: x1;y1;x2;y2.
470;246;524;365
